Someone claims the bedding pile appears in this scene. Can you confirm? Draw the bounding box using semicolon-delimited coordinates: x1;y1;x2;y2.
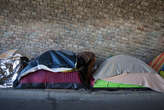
1;49;164;93
14;50;95;89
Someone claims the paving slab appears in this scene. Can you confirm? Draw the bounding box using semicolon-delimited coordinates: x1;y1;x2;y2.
0;89;164;110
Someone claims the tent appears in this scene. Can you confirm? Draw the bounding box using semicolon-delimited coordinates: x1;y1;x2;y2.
93;55;164;93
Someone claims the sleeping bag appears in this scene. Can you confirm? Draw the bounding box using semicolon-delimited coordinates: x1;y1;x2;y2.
16;70;84;89
15;50;77;82
14;50;95;89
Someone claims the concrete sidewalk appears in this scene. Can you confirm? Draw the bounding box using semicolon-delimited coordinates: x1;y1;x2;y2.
0;89;164;110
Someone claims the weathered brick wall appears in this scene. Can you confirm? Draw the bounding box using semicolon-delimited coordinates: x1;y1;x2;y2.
0;0;164;63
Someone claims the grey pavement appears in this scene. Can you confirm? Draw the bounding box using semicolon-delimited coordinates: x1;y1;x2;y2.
0;89;164;110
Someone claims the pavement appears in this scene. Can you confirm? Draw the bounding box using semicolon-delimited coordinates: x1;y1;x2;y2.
0;88;164;110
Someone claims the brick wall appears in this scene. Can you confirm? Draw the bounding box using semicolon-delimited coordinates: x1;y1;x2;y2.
0;0;164;63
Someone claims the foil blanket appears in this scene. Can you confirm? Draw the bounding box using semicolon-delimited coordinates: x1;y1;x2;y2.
0;50;22;88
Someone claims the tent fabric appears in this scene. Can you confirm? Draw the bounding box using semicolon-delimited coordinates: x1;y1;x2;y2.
94;80;144;88
16;70;84;89
149;53;164;73
160;71;164;78
93;55;157;80
103;72;164;93
16;50;77;81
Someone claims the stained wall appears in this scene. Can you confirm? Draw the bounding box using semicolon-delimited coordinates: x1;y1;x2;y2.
0;0;164;62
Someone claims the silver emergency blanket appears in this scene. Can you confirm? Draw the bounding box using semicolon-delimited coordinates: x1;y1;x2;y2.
94;55;157;80
0;50;22;88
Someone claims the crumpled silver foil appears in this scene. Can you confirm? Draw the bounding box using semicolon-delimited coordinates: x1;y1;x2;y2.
0;50;22;88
